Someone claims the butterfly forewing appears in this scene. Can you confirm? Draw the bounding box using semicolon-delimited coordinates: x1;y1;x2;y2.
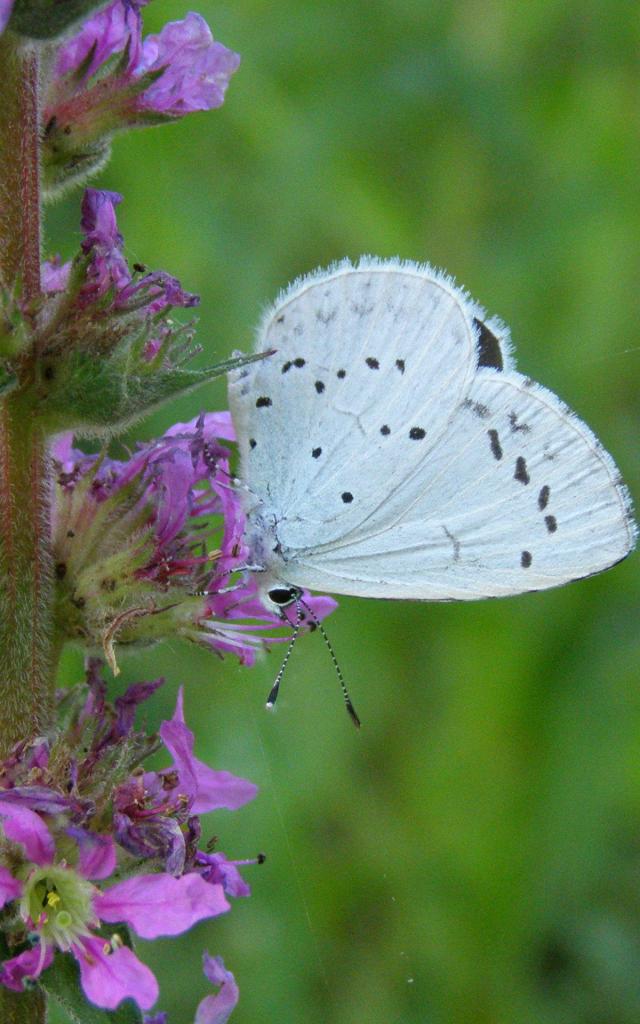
229;261;481;545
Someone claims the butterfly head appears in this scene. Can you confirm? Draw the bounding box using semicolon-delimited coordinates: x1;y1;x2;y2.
262;582;303;616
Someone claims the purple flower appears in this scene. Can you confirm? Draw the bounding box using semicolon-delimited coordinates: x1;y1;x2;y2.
114;689;257;877
78;188;198;311
138;12;241;115
79;188;130;304
48;1;239;129
0;800;230;1010
0;0;14;34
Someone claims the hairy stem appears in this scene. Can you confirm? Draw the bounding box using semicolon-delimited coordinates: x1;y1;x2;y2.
0;399;55;753
0;33;51;1024
0;35;42;304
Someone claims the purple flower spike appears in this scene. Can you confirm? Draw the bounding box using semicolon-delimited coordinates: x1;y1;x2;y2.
94;872;230;938
139;13;241;114
195;954;239;1024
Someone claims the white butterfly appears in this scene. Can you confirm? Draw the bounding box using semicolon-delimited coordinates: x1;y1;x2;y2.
228;258;636;615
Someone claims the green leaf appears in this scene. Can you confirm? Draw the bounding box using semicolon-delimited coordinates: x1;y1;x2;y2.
36;348;268;437
8;0;112;40
40;952;144;1024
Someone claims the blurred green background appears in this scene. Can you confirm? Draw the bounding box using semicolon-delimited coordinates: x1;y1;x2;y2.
48;1;640;1021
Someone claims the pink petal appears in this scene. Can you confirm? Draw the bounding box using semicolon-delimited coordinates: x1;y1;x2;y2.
94;872;230;939
190;765;258;815
164;411;235;442
160;691;258;813
69;829;117;880
0;865;22;907
0;800;54;864
74;936;158;1011
0;944;53;991
195;954;239;1024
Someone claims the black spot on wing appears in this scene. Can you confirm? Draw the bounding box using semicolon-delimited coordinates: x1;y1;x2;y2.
256;396;272;408
395;359;405;373
365;357;379;370
249;438;257;449
509;411;530;433
409;427;426;440
473;317;504;371
293;357;305;368
545;515;558;534
380;424;391;436
521;550;532;568
337;369;346;379
514;456;530;485
341;491;354;503
312;447;322;459
282;361;292;373
488;429;502;460
462;398;490;419
315;380;325;394
538;485;550;510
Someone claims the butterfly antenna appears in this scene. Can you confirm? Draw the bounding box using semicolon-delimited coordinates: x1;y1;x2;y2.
300;598;361;728
265;601;302;712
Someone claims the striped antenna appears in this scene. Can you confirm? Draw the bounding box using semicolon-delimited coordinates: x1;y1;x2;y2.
265;600;302;711
299;597;361;728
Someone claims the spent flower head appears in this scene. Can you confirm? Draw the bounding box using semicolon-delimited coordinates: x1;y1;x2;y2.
52;407;336;673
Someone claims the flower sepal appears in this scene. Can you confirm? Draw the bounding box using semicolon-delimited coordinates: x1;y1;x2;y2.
36;343;262;437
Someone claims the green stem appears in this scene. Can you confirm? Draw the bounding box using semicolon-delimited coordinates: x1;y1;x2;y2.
0;399;55;751
0;33;52;1024
0;35;42;304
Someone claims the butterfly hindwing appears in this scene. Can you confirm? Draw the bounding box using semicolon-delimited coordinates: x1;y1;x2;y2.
280;370;635;599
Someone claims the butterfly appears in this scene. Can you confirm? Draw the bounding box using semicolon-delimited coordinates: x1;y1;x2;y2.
227;258;636;618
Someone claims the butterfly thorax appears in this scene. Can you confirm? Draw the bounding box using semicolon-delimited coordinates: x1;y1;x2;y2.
244;505;297;610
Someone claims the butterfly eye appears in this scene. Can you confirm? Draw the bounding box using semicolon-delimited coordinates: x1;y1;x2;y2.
268;586;302;607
